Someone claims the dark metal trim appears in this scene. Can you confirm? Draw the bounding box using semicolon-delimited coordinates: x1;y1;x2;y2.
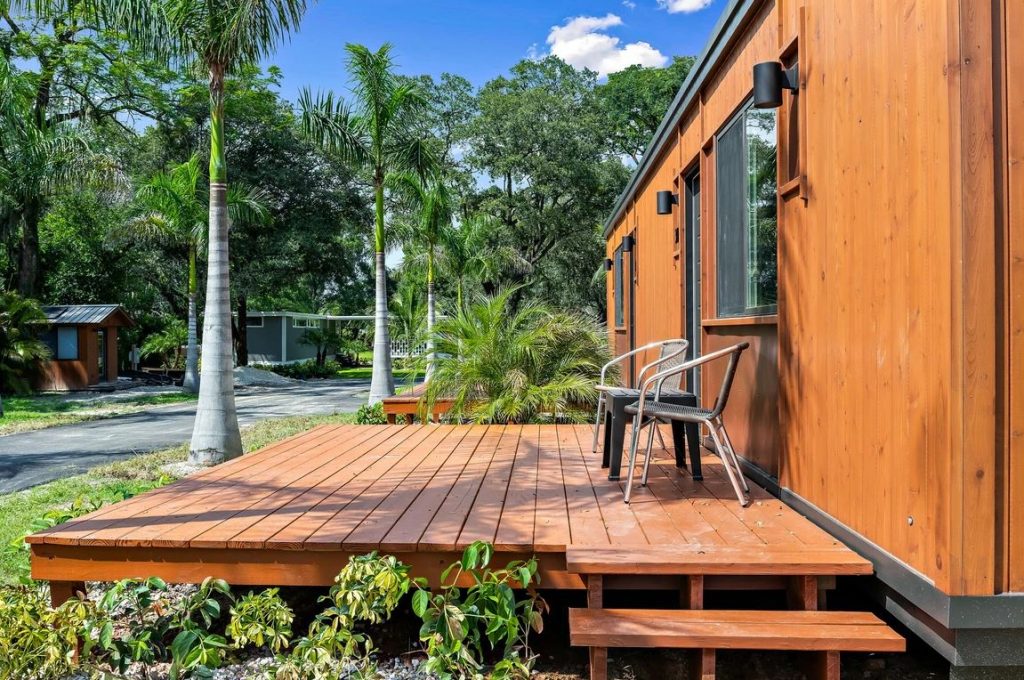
603;0;763;238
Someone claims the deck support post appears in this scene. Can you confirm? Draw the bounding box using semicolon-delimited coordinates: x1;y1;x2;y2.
689;649;716;680
680;574;704;609
50;580;87;608
682;576;713;678
789;575;838;680
586;575;607;680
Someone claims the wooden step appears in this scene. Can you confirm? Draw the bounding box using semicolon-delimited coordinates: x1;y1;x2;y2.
566;545;873;576
569;608;905;652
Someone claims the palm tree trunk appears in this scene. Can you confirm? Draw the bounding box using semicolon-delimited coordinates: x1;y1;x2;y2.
425;248;435;383
183;245;200;393
17;202;40;297
368;179;394;404
190;64;242;465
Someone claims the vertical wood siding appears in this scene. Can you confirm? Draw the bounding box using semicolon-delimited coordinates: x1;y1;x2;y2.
606;0;1012;595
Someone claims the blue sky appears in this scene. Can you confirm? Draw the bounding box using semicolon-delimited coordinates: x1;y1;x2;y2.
265;0;725;101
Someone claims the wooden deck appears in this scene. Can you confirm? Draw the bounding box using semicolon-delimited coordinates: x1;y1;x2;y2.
29;424;866;591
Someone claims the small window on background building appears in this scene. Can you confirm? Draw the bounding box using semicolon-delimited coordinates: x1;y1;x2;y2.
613;246;624;327
715;102;777;317
56;327;78;360
245;316;264;328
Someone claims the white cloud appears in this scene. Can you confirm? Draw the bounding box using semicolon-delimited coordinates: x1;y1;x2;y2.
657;0;715;13
545;14;667;77
622;0;637;9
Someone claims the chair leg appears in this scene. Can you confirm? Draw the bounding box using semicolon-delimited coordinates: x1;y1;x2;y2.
640;418;658;487
624;413;643;504
706;422;748;506
592;393;605;453
718;422;750;493
655;425;667;451
716;417;749;493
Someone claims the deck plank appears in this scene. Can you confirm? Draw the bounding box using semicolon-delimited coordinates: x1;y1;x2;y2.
532;425;573;551
194;426;403;548
495;425;540;551
346;426;472;552
309;425;452;549
71;425;355;548
571;425;648;545
418;426;503;551
263;426;434;549
457;425;522;548
28;424;345;546
383;425;489;551
557;424;610;546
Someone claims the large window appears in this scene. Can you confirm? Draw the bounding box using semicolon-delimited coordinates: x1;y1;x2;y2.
613;245;624;327
716;102;777;317
41;326;79;360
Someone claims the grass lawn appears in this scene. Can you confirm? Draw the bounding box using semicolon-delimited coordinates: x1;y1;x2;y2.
334;365;423;381
0;392;198;436
0;411;354;584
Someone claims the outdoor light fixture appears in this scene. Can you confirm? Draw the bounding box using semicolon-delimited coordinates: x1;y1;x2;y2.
753;61;798;109
604;257;614;271
622;234;634;252
656;190;679;215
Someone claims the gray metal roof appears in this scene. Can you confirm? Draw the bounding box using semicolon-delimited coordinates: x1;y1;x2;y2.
603;0;758;238
41;304;132;326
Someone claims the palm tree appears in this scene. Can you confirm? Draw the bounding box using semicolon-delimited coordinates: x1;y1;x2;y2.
425;289;609;424
439;214;527;311
111;0;308;464
0;292;50;417
115;154;268;393
299;43;436;404
388;173;452;380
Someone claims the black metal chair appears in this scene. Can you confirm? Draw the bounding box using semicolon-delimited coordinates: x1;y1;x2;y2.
623;342;751;506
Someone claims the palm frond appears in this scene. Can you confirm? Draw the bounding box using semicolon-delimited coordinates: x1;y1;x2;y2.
298;87;370;166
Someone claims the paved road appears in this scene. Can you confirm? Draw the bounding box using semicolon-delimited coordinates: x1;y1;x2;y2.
0;380;370;494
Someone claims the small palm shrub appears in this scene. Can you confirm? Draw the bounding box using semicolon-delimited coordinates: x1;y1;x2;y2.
0;291;50;413
425;290;610;424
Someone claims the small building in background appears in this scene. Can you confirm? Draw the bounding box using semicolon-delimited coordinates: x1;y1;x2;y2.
244;311;371;365
37;305;134;391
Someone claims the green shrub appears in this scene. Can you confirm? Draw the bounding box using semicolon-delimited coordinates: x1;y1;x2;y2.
264;359;343;380
354;402;385;425
0;586;95;679
228;588;294;653
426;289;610;424
411;541;546;680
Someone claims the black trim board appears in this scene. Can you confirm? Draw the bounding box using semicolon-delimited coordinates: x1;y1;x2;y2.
603;0;762;238
737;458;1024;631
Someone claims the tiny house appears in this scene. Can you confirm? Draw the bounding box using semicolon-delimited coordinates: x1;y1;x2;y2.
36;305;133;391
604;0;1022;675
244;312;370;365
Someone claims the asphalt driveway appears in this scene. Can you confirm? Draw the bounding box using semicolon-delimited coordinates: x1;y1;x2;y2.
0;380;369;494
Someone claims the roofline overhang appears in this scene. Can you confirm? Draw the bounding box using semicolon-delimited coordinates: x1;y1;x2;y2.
603;0;762;239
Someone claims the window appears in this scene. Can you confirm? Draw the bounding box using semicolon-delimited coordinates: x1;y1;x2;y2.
292;317;321;329
56;327;79;360
716;102;777;317
613;245;624;327
244;316;264;328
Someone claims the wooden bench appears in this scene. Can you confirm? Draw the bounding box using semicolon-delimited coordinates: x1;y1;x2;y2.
569;609;905;679
381;383;453;423
567;546;901;680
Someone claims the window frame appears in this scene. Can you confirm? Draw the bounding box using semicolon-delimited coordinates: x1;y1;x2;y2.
714;99;778;319
245;316;264;328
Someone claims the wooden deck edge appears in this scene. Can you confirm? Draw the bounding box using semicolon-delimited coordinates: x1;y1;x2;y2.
565;546;874;576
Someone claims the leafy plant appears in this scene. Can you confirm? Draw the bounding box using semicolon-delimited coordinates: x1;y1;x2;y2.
264;359;344;380
0;291;50;416
411;541;546;680
355;402;386;425
141;319;188;370
426;289;610;424
0;585;94;679
228;588;295;653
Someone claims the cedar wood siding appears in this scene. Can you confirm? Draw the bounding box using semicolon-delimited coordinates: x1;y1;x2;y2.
606;0;1019;598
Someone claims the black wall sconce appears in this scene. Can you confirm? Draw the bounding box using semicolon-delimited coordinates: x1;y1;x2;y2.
656;190;679;215
604;257;614;271
753;61;798;109
622;234;634;252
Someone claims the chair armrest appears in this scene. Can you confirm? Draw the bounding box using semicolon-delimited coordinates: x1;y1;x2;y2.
600;339;682;385
633;343;750;419
635;341;688;386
